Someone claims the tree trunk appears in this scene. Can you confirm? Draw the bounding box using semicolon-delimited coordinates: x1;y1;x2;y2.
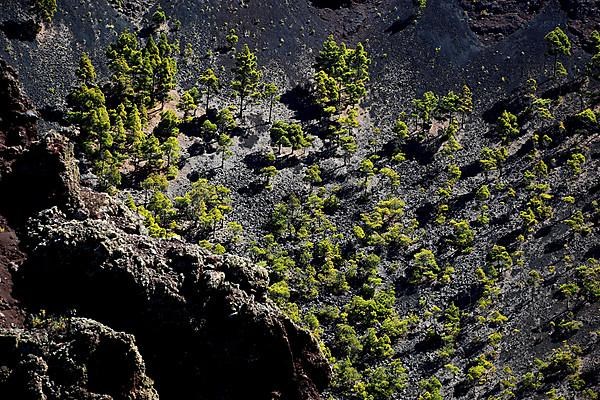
268;96;274;123
239;94;244;121
206;87;211;112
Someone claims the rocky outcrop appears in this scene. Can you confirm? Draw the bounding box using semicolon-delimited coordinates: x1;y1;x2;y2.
461;0;600;45
0;59;38;179
16;198;331;399
459;0;548;42
0;317;158;399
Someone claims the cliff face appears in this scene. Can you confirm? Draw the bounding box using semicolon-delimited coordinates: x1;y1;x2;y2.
0;61;330;399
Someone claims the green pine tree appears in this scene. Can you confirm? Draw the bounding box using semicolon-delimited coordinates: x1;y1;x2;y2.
231;44;262;121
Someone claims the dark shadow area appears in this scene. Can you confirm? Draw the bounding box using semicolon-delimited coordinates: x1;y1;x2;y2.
305;145;337;164
414;332;443;353
243;151;275;171
415;202;435;227
0;19;38;41
309;0;351;9
187;140;208;157
0;142;71;229
496;228;523;247
461;159;483;179
274;154;303;170
39;105;68;125
584;245;600;260
544;238;566;254
449;191;476;214
482;88;528;124
400;138;437;165
450;284;484;310
280;85;321;123
453;380;472;398
533;224;553;239
488;213;510;228
384;14;416;35
237;179;265;196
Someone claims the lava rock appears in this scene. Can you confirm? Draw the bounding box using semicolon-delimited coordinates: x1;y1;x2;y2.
0;317;158;400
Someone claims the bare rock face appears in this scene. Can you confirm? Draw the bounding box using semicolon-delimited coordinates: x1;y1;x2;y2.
0;318;158;400
0;60;38;178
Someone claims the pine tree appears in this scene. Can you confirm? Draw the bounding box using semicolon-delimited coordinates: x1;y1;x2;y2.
340;135;357;165
141;173;168;205
107;30;144;104
76;53;97;86
263;83;279;124
339;107;359;137
93;106;113;154
34;0;57;23
154;110;180;140
260;166;278;189
142;134;165;171
231;44;262;121
304;164;323;188
588;30;600;80
199;68;220;111
217;133;234;168
458;84;473;125
439;91;460;116
544;27;571;77
215;106;235;132
161;136;181;168
497;110;519;141
151;6;167;26
178;90;197;118
315;36;370;111
226;29;239;50
126;104;145;159
270;121;292;154
175;179;232;238
359;158;375;186
345;42;371;105
269;121;311;155
316;35;346;81
155;56;177;107
288;122;312;154
111;108;128;158
413;91;439;138
95;149;121;190
201;120;218;142
393;118;409;142
314;70;340;116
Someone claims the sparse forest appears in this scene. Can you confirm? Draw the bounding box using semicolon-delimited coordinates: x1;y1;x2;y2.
0;1;598;400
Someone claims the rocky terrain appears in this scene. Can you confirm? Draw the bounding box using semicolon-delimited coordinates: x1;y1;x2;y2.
0;0;599;399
